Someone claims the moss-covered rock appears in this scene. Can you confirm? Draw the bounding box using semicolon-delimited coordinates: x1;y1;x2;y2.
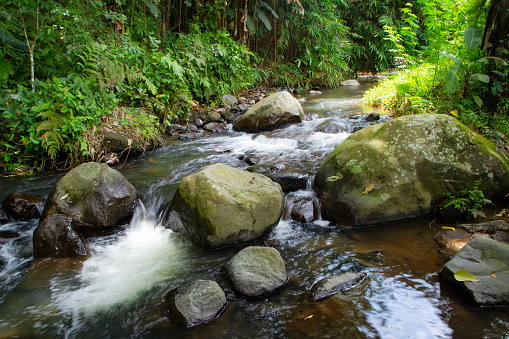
315;114;509;226
41;162;139;228
167;163;283;248
233;91;303;132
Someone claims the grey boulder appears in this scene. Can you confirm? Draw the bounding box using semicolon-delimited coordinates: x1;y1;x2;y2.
440;237;509;305
225;246;287;297
233;91;304;132
165;279;227;327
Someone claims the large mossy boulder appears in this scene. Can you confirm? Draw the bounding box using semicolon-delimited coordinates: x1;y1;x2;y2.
315;114;509;226
41;162;139;228
440;237;509;305
225;246;287;297
233;91;304;132
167;163;283;248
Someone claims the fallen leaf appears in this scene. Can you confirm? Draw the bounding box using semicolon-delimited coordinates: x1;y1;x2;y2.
451;110;459;117
304;315;313;320
454;269;481;282
250;177;256;184
362;184;375;194
327;175;343;182
492;273;497;278
60;193;69;200
148;158;155;163
442;226;456;231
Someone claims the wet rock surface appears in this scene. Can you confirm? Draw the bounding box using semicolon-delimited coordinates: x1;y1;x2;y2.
165;279;227;327
225;246;287;297
41;162;139;228
33;214;88;258
0;208;10;224
167;163;283;248
203;122;228;133
283;194;319;223
268;172;308;192
2;193;44;221
435;220;509;250
310;272;367;300
440;237;509;305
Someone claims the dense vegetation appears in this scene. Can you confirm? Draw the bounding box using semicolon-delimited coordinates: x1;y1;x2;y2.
0;0;507;174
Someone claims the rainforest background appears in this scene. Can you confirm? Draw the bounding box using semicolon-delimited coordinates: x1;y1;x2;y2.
0;0;508;173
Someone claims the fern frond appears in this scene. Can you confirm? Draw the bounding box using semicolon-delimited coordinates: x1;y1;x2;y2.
0;58;14;82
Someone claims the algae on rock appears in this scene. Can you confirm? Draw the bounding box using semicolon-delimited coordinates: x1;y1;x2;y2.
315;114;509;226
167;163;283;248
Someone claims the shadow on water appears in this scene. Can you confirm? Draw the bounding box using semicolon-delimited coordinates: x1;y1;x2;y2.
0;86;508;338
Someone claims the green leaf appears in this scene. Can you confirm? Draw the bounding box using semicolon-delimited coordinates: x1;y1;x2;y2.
256;8;272;31
464;27;483;52
471;73;490;83
144;0;160;17
396;83;411;95
445;62;465;94
225;7;235;19
258;1;279;19
479;57;508;66
454;270;481;282
246;15;255;32
327;175;343;182
472;95;483;107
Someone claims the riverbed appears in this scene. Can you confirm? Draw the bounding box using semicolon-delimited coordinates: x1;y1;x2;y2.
0;86;508;338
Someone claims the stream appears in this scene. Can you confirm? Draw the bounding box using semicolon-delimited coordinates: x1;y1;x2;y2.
0;86;508;338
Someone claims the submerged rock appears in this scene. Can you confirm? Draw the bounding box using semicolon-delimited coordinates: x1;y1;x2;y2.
167;163;283;248
225;246;287;297
165;279;227;327
233;91;304;133
440;237;509;305
310;272;367;300
315;120;346;134
33;214;88;258
41;162;138;228
315;114;509;226
2;193;44;221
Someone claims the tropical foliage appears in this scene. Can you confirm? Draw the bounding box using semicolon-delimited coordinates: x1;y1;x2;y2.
0;0;508;174
364;0;509;137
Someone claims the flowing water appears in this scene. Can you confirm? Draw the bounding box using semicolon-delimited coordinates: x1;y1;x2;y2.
0;86;508;338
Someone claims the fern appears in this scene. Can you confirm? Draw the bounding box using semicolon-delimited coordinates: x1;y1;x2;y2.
0;58;14;82
36;105;69;159
126;65;157;95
